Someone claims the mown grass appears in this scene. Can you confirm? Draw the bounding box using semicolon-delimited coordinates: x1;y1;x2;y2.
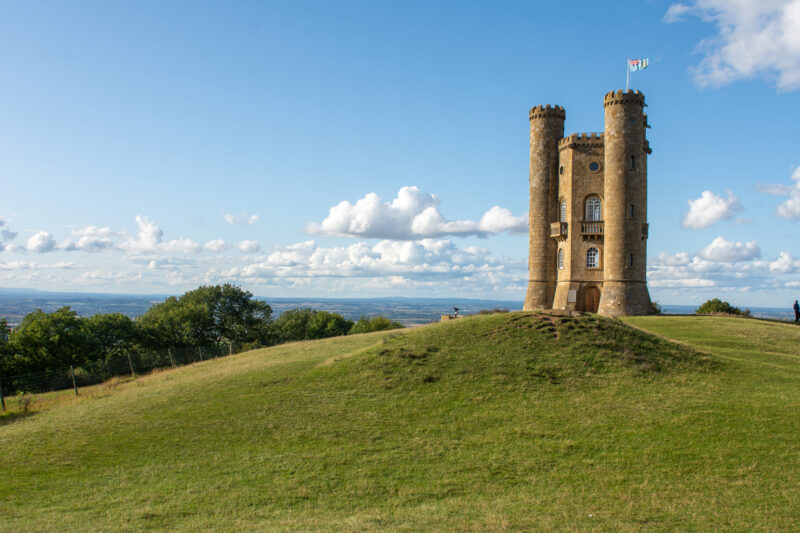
1;313;799;531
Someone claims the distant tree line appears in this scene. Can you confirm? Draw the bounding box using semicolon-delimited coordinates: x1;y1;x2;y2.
0;284;403;379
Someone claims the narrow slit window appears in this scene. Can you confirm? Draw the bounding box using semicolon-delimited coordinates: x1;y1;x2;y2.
560;200;567;222
627;253;634;268
558;249;565;270
630;155;635;170
629;204;635;218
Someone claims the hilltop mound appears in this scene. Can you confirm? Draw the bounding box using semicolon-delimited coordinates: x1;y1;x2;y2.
328;312;714;391
4;313;800;531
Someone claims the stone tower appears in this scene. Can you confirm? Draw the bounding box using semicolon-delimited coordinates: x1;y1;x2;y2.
523;90;653;316
523;105;564;311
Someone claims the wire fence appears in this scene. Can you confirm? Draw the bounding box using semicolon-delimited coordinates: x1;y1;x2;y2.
0;343;233;409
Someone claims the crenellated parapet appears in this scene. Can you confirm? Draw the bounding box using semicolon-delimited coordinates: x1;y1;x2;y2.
529;104;565;120
603;89;645;108
558;132;604;150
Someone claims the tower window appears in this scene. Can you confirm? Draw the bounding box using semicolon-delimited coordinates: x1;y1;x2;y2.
629;204;635;218
589;161;600;172
558;249;565;270
627;253;634;268
586;248;599;268
560;199;567;222
585;197;601;221
630;155;635;170
559;165;564;175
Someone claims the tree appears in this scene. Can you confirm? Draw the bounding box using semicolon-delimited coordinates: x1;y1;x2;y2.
696;298;746;316
307;311;354;339
84;313;138;364
274;308;353;342
349;315;405;334
137;284;275;350
179;284;274;346
8;307;89;373
137;296;211;349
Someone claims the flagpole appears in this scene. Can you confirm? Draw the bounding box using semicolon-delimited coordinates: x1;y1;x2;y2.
626;57;630;91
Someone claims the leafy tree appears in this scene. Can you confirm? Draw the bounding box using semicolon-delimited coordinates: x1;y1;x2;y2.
138;284;275;350
0;317;11;375
84;313;138;364
274;308;314;343
274;308;353;342
696;298;745;316
307;311;354;339
137;296;212;349
349;315;405;334
179;284;274;346
8;307;89;373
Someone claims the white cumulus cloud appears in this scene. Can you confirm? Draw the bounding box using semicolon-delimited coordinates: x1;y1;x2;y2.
0;218;18;251
698;236;761;262
223;212;260;226
769;251;800;273
238;240;261;253
682;190;742;229
665;0;800;91
756;166;800;218
120;215;203;255
203;239;228;253
307;186;527;240
73;225;125;238
26;231;58;253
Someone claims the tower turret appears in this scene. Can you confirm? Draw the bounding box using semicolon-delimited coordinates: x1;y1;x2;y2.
524;105;564;310
597;90;652;315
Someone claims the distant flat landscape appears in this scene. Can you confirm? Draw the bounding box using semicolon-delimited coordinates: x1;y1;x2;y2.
0;288;794;326
0;288;522;327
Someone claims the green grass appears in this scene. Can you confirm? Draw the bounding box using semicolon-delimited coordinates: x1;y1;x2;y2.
1;313;799;531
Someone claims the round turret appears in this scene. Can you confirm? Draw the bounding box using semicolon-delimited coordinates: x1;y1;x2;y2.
597;90;652;316
524;104;565;311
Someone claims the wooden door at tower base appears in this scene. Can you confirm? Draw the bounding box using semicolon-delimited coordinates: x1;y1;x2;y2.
582;286;600;313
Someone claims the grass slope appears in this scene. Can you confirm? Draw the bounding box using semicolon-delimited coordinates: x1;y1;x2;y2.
1;313;799;531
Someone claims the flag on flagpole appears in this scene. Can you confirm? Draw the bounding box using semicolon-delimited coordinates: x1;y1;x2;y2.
629;58;649;72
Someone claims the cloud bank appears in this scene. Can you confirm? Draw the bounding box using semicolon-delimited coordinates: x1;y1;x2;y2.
306;186;527;240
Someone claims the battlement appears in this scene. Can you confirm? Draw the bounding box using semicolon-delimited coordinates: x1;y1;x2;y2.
529;104;565;120
558;132;604;150
603;89;645;108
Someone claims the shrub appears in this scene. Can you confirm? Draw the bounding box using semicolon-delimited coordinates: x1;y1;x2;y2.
349;316;405;335
696;298;743;316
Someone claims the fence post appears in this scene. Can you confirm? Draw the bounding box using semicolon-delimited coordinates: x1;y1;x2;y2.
0;378;5;410
70;366;78;396
198;347;203;362
229;342;233;356
168;348;175;367
127;353;136;377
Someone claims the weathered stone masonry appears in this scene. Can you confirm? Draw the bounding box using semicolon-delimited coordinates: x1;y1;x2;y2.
523;90;653;316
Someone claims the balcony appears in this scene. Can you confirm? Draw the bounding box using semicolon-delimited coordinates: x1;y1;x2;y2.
580;220;604;239
550;222;568;241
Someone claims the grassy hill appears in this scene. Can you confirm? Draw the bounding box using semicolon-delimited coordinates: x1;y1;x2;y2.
1;312;799;531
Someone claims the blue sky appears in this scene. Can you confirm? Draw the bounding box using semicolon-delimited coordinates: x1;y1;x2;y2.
0;0;799;307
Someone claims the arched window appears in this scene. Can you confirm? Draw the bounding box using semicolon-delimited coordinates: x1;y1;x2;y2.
585;197;601;221
560;199;567;222
586;247;599;268
558;249;565;270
